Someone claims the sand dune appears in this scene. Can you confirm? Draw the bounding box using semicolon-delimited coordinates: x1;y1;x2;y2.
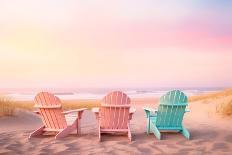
0;99;232;154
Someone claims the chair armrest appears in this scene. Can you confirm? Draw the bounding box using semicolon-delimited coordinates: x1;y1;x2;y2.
33;110;40;114
62;108;86;119
129;107;136;120
143;107;158;118
62;108;87;115
129;107;136;114
92;107;99;113
185;109;190;113
143;107;158;113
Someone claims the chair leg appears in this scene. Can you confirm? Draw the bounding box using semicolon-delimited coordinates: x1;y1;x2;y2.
55;127;74;139
181;127;190;140
76;119;81;135
29;126;45;139
151;124;161;140
98;125;101;142
146;118;150;134
128;124;132;142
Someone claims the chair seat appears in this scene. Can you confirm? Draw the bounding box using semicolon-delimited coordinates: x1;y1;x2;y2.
150;115;183;130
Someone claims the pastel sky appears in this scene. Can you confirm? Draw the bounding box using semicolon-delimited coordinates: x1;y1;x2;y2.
0;0;232;90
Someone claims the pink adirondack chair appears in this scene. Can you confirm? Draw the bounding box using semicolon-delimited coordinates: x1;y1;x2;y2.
29;92;86;139
92;91;136;142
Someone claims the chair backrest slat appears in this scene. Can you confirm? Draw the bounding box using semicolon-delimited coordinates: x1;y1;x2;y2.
156;90;188;128
100;91;130;129
34;92;67;129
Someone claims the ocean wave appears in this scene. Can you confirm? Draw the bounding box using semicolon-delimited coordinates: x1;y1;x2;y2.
5;89;221;101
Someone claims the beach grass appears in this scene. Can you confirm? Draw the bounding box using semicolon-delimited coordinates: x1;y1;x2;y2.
61;100;100;110
215;96;232;116
0;98;101;117
189;89;232;116
0;96;15;116
189;89;232;102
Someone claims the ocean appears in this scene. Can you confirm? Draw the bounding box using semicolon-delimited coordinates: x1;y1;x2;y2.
3;87;225;101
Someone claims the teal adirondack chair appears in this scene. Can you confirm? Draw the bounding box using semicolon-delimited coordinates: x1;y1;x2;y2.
144;90;190;140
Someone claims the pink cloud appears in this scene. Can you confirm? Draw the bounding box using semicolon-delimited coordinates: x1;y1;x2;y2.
55;18;232;51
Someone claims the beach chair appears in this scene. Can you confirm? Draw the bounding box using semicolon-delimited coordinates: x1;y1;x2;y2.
92;91;136;142
144;90;190;140
29;92;86;139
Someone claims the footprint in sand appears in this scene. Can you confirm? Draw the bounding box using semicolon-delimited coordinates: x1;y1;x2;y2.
224;135;232;143
212;142;230;152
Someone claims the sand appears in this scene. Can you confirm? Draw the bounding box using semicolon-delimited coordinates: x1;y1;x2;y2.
0;98;232;155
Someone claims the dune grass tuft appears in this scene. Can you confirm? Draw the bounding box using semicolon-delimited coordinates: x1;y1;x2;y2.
216;96;232;116
13;101;34;111
189;89;232;116
0;96;15;116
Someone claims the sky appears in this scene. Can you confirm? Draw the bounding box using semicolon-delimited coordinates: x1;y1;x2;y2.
0;0;232;91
